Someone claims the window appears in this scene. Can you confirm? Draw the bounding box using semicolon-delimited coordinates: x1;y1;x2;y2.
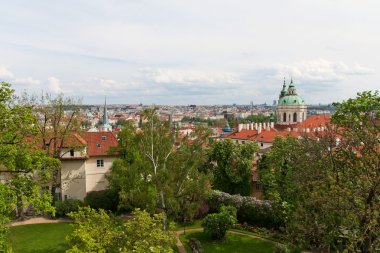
283;112;286;122
96;143;101;148
293;112;297;122
242;141;245;144
260;142;264;147
97;159;104;167
102;136;107;141
70;149;74;157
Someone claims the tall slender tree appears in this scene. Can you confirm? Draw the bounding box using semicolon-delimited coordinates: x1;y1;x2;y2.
22;92;82;204
108;109;210;227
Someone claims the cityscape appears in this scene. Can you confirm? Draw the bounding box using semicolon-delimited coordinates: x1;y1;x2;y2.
1;1;379;253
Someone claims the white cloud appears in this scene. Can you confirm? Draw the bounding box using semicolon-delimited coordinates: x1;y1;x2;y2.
0;66;14;79
272;59;373;83
136;68;239;86
47;77;62;93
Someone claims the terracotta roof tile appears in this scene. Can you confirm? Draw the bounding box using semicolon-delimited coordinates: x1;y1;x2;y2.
80;132;118;157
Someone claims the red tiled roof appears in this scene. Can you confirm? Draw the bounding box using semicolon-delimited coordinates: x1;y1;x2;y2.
80;132;118;157
223;130;259;140
297;115;331;129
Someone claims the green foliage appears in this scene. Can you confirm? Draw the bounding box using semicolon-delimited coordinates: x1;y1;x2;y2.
84;189;119;212
202;205;237;240
108;109;211;225
66;207;176;253
180;231;276;253
207;139;258;196
0;82;58;250
207;190;279;228
55;199;83;217
259;91;380;251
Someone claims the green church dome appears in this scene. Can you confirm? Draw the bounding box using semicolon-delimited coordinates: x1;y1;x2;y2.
278;95;305;106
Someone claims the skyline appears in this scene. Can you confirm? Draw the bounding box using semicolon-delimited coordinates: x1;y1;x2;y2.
0;0;379;105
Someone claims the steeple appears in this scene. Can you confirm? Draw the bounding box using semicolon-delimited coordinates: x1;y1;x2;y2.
103;97;109;125
288;78;297;95
99;96;112;132
279;77;287;98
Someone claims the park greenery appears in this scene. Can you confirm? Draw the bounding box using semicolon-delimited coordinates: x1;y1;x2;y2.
66;207;176;253
1;80;379;253
202;205;237;240
0;82;60;251
259;91;380;252
206;139;258;196
108;109;211;226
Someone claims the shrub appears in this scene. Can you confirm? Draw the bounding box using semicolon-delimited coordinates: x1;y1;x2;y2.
188;238;204;253
207;190;282;228
202;205;237;240
84;189;119;212
55;199;83;217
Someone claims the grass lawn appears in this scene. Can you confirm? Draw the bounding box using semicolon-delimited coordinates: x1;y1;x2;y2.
9;223;73;253
173;219;203;230
9;222;180;253
180;231;276;253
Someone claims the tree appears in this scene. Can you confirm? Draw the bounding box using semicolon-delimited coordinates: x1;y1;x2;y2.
66;207;175;253
207;139;258;196
202;205;237;240
0;82;57;251
22;92;82;204
259;91;380;252
108;109;210;227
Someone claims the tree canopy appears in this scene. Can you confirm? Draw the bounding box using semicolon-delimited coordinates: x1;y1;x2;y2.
0;82;57;251
108;109;211;225
207;139;258;196
259;91;380;252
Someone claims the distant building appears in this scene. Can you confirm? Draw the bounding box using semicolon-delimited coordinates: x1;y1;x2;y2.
276;78;307;125
221;79;331;199
99;97;112;132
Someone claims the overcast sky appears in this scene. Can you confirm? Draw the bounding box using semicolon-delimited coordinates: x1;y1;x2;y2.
0;0;379;105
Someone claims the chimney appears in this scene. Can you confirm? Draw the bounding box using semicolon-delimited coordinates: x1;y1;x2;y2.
254;123;258;130
250;123;254;130
258;125;262;134
238;124;243;132
306;128;310;133
263;122;266;129
270;122;274;128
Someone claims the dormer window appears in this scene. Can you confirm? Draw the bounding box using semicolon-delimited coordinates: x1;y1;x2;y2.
102;136;107;141
70;149;74;157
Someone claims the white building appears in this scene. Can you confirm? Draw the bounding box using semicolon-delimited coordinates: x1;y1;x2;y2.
60;132;118;201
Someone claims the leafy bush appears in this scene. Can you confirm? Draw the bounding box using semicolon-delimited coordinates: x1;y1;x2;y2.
207;190;282;228
84;189;119;212
202;205;237;240
274;243;302;253
66;207;176;253
55;199;83;217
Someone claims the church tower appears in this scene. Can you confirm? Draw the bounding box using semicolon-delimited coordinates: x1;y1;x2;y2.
276;78;307;125
100;97;112;132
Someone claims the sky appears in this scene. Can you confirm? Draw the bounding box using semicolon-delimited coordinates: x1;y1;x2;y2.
0;0;379;105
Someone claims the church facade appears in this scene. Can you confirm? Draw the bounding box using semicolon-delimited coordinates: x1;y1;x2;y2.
276;78;307;125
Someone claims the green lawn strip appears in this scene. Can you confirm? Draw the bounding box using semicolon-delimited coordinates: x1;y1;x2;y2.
173;219;203;230
230;228;284;244
179;230;276;253
9;223;73;253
